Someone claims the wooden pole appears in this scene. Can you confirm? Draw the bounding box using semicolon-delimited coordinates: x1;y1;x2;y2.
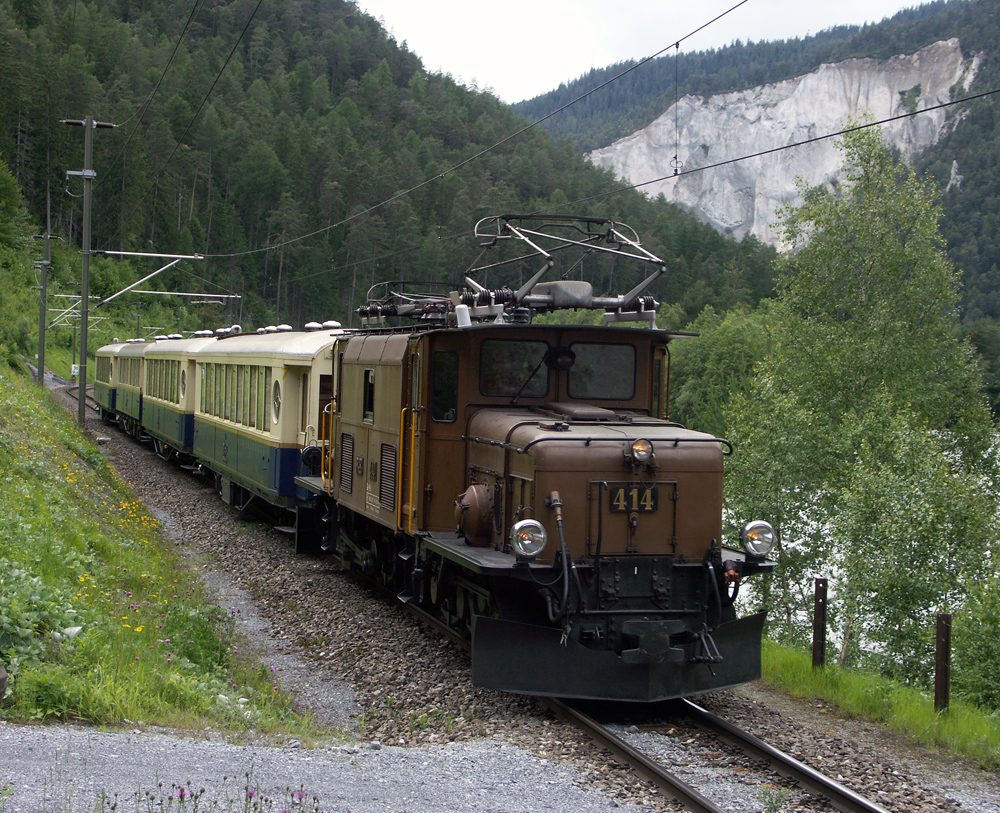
812;577;827;669
935;613;952;712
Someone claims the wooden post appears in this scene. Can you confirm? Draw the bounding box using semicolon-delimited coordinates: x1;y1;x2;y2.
935;613;952;712
812;577;827;669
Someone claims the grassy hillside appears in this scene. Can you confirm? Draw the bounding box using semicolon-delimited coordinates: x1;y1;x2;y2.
0;365;314;737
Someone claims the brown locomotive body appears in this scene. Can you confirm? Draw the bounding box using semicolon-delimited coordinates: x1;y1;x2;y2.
295;216;775;701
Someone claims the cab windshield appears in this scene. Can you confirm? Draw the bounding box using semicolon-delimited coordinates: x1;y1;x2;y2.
479;339;636;402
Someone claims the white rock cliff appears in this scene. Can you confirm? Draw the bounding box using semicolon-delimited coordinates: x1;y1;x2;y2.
587;39;978;247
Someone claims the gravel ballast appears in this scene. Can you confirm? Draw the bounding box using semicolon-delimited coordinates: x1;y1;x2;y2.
2;382;998;813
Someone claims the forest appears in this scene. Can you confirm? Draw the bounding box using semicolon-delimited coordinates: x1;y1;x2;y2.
0;0;999;714
0;0;777;337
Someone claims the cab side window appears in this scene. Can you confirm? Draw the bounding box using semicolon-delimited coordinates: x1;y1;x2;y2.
432;351;458;422
363;369;375;422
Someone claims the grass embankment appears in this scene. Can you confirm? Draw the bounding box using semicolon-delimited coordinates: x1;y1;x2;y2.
0;365;319;740
761;640;1000;771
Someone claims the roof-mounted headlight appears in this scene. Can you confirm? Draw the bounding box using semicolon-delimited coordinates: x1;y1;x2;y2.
510;519;547;559
741;520;776;557
631;438;653;464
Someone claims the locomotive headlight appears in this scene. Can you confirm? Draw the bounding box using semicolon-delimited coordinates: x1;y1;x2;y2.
631;438;653;464
510;519;547;558
741;520;777;557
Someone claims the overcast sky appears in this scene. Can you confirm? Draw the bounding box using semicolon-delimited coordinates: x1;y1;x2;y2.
356;0;924;103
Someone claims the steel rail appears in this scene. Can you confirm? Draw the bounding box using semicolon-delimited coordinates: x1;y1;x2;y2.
680;698;892;813
542;698;727;813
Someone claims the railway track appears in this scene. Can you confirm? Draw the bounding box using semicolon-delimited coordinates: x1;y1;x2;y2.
400;589;892;813
403;598;892;812
543;696;893;813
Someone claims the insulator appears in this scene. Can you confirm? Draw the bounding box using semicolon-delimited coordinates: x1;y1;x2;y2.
619;296;657;313
459;287;515;307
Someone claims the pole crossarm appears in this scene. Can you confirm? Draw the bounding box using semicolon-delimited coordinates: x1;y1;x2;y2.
128;290;240;299
98;250;205;260
95;258;184;308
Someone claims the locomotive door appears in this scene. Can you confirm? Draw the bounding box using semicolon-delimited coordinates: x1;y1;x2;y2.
398;345;421;533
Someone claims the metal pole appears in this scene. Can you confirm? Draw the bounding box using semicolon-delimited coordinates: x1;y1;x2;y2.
35;185;52;386
812;577;827;669
78;115;94;424
63;116;114;424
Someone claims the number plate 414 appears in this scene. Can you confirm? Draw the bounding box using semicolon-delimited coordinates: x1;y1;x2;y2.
610;486;658;513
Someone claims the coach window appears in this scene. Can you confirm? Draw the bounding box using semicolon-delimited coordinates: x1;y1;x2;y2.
300;372;309;432
363;369;375;422
263;368;272;431
272;377;282;425
214;363;223;416
431;350;457;422
249;365;258;428
206;364;215;414
236;366;244;424
242;365;251;426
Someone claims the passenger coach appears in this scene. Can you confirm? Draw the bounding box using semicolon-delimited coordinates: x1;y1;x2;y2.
189;327;346;527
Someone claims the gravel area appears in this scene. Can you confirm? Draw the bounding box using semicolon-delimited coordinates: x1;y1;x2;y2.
2;382;997;813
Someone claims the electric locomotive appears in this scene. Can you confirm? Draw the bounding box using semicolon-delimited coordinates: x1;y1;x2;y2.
296;215;775;701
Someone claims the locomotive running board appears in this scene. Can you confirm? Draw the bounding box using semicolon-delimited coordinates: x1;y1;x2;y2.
472;611;766;702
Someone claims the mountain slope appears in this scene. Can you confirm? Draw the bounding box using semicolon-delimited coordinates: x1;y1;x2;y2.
0;0;779;330
587;39;976;246
518;0;1000;320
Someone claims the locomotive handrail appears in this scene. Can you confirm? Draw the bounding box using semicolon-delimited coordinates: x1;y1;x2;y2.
322;400;334;496
408;407;418;534
462;434;733;457
512;435;733;455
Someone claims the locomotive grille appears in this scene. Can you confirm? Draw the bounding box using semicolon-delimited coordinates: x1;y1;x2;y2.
340;432;354;493
380;443;397;510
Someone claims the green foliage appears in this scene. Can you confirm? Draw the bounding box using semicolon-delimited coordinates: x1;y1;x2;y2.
727;124;998;687
952;579;1000;710
0;159;30;250
667;304;772;436
832;399;991;680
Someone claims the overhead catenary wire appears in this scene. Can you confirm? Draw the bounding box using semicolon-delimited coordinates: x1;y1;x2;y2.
96;0;203;188
543;85;1000;214
285;85;1000;296
99;0;266;250
202;0;752;261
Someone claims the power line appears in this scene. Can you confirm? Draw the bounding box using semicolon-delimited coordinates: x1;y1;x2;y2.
99;0;266;249
203;0;752;261
97;0;203;188
545;85;1000;213
284;85;1000;295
